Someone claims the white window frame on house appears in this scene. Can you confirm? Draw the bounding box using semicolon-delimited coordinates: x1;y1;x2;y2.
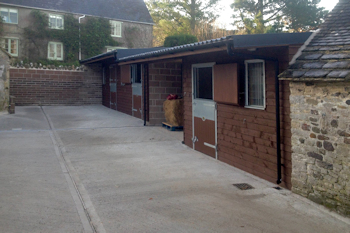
110;20;122;38
49;14;64;29
245;59;266;110
105;46;127;52
1;38;19;56
47;42;64;60
0;7;18;24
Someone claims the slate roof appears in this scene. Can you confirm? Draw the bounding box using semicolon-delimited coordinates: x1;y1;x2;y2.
0;0;153;24
279;0;350;81
117;32;311;63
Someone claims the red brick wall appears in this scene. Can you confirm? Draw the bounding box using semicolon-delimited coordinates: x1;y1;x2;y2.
10;66;102;105
148;62;182;125
182;47;296;189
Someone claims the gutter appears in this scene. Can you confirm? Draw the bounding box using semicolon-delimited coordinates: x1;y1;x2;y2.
226;41;283;185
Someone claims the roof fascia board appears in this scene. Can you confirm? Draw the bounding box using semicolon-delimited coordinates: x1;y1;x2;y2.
83;54;115;64
0;3;154;25
118;46;226;66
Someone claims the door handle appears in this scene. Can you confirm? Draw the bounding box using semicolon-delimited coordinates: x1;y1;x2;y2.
192;136;198;143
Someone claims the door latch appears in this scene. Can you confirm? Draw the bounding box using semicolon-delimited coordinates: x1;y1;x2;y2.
192;136;198;143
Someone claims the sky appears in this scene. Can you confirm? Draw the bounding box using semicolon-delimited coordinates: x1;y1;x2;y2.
217;0;338;29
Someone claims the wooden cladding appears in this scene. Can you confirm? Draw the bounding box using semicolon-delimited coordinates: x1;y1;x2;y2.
214;63;239;105
120;65;131;84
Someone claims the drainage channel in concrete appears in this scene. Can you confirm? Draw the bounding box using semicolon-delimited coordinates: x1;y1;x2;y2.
41;106;105;233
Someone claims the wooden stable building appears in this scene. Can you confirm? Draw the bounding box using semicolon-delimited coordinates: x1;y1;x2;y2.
81;32;312;189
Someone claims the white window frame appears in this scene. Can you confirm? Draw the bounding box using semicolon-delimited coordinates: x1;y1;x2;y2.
192;62;215;101
47;42;64;61
245;59;266;110
49;14;64;29
1;38;19;56
110;20;122;38
105;46;127;52
0;7;18;24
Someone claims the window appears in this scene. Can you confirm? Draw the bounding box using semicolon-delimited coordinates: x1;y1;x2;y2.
110;20;122;37
48;42;63;60
193;65;213;100
245;60;265;109
1;38;18;56
0;8;18;24
105;46;126;52
131;64;141;83
49;14;64;29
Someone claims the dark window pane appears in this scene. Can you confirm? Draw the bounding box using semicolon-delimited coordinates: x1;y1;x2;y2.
195;67;212;100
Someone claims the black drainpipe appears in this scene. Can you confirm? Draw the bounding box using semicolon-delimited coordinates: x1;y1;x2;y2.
143;64;148;126
226;41;282;184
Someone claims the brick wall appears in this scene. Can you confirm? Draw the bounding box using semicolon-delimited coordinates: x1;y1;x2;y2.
148;62;182;125
10;66;102;105
289;81;350;216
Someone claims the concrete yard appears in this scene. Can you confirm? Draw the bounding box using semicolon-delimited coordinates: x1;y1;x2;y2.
0;105;349;233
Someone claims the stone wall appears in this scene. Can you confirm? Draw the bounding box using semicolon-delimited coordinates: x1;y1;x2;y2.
0;50;10;112
290;81;350;216
10;65;102;105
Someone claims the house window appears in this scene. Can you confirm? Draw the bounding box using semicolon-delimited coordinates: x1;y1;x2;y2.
105;46;126;52
48;42;63;60
1;38;18;56
193;65;213;100
131;64;141;83
245;60;265;109
110;20;122;37
49;14;64;29
0;8;18;24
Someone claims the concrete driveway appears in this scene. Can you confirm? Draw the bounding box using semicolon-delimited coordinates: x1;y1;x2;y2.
0;105;349;233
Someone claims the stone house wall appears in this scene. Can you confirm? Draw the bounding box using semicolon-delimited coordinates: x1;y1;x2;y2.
1;4;153;61
0;50;10;112
290;81;350;216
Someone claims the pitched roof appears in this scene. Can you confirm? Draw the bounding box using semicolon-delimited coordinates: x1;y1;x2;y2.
279;0;350;81
117;32;312;63
0;0;153;24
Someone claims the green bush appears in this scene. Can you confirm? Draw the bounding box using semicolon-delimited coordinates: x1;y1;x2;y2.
164;34;198;47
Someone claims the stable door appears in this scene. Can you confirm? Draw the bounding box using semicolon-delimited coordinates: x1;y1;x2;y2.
131;64;142;119
192;63;217;158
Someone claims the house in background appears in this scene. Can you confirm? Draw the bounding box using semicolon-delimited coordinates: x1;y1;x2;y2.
0;0;153;61
82;32;312;190
279;0;350;216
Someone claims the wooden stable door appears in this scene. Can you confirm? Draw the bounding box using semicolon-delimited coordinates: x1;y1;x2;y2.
192;63;216;158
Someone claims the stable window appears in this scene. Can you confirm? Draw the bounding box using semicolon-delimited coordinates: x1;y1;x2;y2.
49;14;64;29
1;38;18;56
131;64;142;83
110;20;122;37
193;65;213;100
245;60;265;109
0;8;18;24
48;42;63;60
